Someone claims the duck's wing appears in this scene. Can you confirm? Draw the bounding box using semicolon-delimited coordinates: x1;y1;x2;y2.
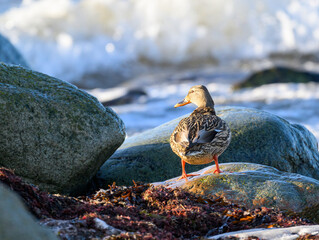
173;114;224;147
173;117;192;148
190;115;224;144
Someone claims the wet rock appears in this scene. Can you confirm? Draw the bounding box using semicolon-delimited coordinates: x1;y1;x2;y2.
0;63;125;194
0;183;57;240
234;66;319;89
0;34;29;67
102;88;147;106
97;106;319;185
155;163;319;213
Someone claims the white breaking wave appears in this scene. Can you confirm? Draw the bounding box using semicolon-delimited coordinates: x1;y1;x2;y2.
1;0;319;82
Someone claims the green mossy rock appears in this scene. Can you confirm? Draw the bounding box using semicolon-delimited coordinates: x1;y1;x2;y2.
0;63;125;194
97;107;319;185
0;34;29;67
155;163;319;213
0;183;57;240
233;66;319;89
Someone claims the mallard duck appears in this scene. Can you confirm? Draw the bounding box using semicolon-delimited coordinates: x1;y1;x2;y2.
170;85;231;181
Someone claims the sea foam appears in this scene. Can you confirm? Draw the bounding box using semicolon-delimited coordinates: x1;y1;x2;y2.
1;0;319;83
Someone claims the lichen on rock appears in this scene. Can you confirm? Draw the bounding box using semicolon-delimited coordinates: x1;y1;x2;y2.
155;162;319;213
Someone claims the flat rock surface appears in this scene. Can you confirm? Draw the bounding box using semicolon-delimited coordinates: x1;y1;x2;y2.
0;63;125;194
209;225;319;240
154;163;319;213
97;106;319;185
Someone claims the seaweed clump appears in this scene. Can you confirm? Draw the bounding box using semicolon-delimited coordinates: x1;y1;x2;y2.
0;167;314;239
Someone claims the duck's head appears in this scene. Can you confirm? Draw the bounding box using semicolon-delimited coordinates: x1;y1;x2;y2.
174;85;215;108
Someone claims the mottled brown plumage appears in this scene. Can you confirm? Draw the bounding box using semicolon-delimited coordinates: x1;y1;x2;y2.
170;85;231;181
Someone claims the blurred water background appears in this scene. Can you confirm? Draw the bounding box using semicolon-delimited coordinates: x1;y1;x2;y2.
1;0;319;140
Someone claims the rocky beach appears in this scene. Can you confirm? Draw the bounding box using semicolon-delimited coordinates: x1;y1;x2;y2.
1;1;319;239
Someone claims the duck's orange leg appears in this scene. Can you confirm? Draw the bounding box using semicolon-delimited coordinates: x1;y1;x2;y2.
203;155;223;174
178;159;199;181
213;155;222;174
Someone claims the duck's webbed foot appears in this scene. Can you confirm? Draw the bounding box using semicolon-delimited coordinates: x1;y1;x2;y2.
178;173;199;181
178;158;199;181
203;168;222;174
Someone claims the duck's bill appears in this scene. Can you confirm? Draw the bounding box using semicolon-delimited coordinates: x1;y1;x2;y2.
174;99;191;108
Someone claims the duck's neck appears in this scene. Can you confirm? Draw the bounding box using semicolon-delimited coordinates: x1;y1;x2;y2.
194;106;216;115
196;96;215;108
198;101;214;108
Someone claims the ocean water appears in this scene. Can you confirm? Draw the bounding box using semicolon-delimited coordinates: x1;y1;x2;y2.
2;0;319;82
0;0;319;142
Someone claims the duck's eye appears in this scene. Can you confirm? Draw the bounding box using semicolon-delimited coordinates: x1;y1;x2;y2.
189;90;194;94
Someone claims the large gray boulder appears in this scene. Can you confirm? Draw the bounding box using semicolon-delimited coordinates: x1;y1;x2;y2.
154;163;319;213
0;63;125;194
0;34;29;67
97;107;319;185
0;183;57;240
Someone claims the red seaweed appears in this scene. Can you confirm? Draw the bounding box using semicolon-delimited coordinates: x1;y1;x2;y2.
0;167;314;239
